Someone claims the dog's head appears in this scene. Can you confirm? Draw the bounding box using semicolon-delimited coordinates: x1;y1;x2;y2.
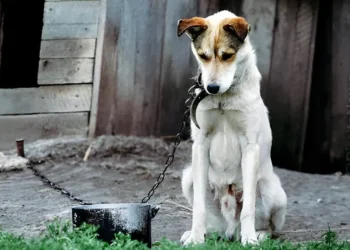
178;11;251;95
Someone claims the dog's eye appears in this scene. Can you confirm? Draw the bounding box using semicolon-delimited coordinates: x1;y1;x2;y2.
221;53;234;61
198;53;208;60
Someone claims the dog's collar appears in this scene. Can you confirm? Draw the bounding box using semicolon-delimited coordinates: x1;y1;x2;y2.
189;73;209;129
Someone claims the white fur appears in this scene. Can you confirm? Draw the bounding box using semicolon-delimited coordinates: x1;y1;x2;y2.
180;10;287;245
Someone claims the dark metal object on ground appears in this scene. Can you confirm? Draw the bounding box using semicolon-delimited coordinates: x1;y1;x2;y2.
16;139;25;157
72;204;160;247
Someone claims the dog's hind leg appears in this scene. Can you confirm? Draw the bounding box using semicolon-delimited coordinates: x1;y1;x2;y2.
270;198;287;232
256;173;287;236
181;165;194;205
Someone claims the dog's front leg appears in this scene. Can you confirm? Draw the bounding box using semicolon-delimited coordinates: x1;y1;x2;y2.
184;135;210;245
240;141;259;244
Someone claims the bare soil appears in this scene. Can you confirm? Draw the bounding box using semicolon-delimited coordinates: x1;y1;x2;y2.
0;135;349;243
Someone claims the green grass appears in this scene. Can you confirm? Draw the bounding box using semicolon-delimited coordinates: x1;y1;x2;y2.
0;220;349;250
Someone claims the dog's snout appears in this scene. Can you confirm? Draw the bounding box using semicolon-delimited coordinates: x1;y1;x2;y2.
207;83;220;94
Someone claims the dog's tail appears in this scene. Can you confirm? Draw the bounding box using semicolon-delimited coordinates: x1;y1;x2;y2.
181;165;193;206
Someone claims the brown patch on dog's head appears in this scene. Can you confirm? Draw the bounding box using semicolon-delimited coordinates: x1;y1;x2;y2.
177;17;208;40
209;17;250;62
178;11;252;94
222;17;251;42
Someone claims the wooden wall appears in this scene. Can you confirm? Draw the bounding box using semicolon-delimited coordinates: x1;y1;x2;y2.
302;0;350;174
91;0;349;173
0;0;102;150
90;0;275;138
266;0;319;171
0;0;347;173
92;0;223;137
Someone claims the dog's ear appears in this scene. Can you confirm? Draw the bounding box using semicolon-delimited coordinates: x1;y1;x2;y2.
223;17;251;42
177;17;207;40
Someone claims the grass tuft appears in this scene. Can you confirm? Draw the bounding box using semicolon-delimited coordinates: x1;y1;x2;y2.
0;220;349;250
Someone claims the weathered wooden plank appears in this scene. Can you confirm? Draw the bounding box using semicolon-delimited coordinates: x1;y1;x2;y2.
268;0;298;170
94;0;222;137
241;0;277;101
330;0;350;173
302;0;335;174
88;0;106;138
95;0;164;136
44;1;100;24
0;113;88;151
38;58;94;84
292;0;319;170
267;0;319;171
0;85;92;115
42;23;98;39
40;39;96;58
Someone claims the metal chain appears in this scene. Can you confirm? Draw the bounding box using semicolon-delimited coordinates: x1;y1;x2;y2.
140;109;190;203
27;74;203;206
140;74;203;203
28;160;94;205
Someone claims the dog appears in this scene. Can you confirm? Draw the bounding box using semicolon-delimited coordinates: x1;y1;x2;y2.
177;10;287;245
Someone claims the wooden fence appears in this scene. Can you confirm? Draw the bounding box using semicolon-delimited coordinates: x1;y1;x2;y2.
91;0;256;138
0;0;348;174
0;0;97;150
91;0;350;174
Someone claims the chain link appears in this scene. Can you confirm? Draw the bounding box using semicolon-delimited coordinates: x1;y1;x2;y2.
28;160;94;205
140;75;202;203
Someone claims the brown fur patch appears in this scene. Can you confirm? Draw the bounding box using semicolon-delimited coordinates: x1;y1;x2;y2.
177;17;207;37
222;17;250;42
227;184;243;219
183;15;249;66
211;19;244;62
235;190;243;219
228;184;235;195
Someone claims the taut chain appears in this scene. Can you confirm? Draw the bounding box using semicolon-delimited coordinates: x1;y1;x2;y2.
29;75;203;205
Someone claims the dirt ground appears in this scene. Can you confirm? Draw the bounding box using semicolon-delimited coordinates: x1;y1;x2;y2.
0;135;349;243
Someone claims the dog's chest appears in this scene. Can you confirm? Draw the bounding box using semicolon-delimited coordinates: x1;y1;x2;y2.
209;127;241;169
206;110;244;185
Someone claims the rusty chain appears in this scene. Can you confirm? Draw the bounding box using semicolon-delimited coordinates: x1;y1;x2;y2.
140;109;190;203
140;74;203;203
28;75;203;205
28;161;94;205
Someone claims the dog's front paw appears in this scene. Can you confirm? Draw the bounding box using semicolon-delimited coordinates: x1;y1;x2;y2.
256;230;269;242
180;229;205;245
241;232;258;245
180;231;192;244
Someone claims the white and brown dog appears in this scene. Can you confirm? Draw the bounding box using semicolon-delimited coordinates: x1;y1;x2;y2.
177;10;287;245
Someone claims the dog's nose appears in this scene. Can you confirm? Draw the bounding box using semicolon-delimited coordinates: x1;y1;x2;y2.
207;84;220;94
